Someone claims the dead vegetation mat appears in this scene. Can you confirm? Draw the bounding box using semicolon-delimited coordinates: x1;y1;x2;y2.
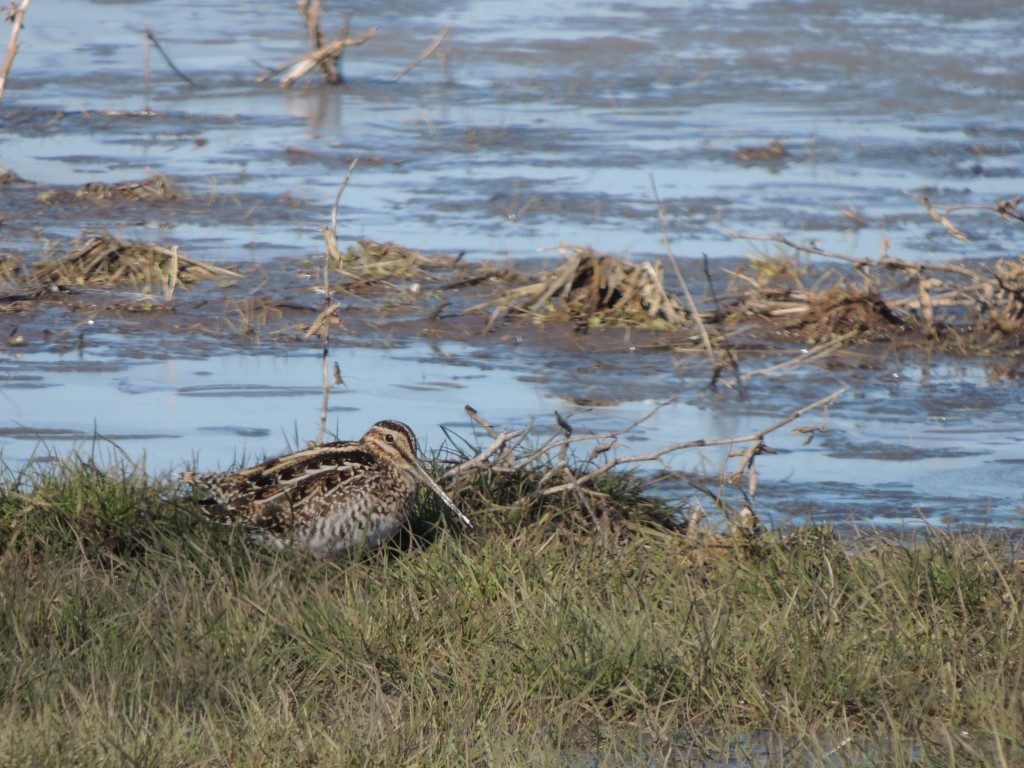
468;245;688;330
25;233;237;290
4;197;1024;360
0;234;240;317
38;174;185;205
329;238;468;291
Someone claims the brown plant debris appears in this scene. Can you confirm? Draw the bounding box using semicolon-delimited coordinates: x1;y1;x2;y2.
729;193;1024;344
330;239;465;291
469;246;689;329
75;174;183;202
38;174;184;204
733;139;787;163
259;18;378;89
30;233;238;288
0;252;19;282
743;286;910;342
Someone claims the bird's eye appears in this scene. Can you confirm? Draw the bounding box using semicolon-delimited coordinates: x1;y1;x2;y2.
385;434;395;443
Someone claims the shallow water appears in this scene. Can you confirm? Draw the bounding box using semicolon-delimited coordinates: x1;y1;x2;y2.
3;334;1023;532
3;0;1022;262
1;1;1024;531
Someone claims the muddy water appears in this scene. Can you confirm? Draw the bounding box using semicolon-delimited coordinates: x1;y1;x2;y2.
2;1;1024;530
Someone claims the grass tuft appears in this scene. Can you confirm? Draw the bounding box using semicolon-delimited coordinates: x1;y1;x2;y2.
0;455;1021;765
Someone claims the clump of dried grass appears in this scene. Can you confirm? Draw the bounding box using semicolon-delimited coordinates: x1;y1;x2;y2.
981;257;1024;335
739;285;909;343
0;252;20;284
470;246;689;329
38;175;185;205
342;239;460;277
733;138;787;163
30;233;238;287
322;238;466;294
75;174;184;202
730;193;1024;346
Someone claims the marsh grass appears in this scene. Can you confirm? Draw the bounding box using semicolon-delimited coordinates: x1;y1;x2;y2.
1;455;1021;766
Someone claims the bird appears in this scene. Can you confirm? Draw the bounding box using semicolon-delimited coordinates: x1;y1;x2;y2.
181;420;471;556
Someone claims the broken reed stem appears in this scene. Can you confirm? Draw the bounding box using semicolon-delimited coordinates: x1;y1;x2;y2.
909;193;969;242
316;159;359;446
300;0;324;49
391;24;451;82
702;252;746;393
297;0;341;84
163;245;179;302
332;158;359;236
279;27;377;88
0;0;32;107
649;174;716;364
728;331;857;385
441;428;527;480
143;27;151;109
336;11;353;83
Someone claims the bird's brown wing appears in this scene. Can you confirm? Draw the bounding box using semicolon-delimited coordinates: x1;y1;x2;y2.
189;446;382;533
184;442;365;502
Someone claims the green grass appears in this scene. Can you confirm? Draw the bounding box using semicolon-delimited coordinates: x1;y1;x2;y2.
0;456;1021;766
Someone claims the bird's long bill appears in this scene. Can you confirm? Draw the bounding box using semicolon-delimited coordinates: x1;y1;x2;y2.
411;460;472;528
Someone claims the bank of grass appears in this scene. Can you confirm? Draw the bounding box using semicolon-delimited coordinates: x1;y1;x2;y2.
0;456;1022;766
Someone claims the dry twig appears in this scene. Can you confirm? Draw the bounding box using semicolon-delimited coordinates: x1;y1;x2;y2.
443;386;846;530
0;0;31;107
143;29;196;86
391;25;451;82
650;174;715;362
316;159;358;445
279;27;377;88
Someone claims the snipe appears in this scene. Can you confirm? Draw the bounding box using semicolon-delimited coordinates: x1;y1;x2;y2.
181;420;470;555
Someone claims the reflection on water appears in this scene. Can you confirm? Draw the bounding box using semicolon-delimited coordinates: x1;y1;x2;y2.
2;338;1023;532
1;0;1021;265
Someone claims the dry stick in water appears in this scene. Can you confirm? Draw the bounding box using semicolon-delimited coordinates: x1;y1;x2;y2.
335;11;353;84
297;0;341;84
701;252;746;394
279;27;377;88
144;30;197;86
728;331;857;385
0;0;31;106
649;174;716;364
163;245;179;302
391;25;451;82
532;385;847;498
315;158;359;445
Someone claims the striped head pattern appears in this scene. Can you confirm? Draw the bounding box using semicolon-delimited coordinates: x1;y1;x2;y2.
361;420;472;529
360;420;420;468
